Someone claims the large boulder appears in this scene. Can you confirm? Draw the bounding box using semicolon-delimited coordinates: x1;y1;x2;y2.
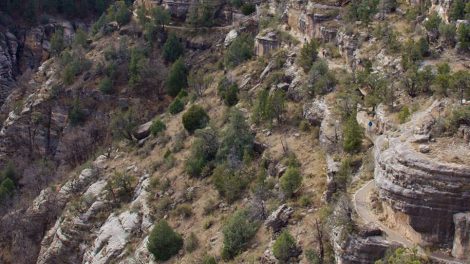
265;204;294;233
303;98;326;126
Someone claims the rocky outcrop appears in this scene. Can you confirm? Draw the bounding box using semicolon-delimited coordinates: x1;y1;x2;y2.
330;198;398;264
452;212;470;260
0;162;99;264
255;30;280;57
303;98;326;126
83;211;142;264
37;156;153;264
265;204;293;233
334;234;400;264
374;101;470;246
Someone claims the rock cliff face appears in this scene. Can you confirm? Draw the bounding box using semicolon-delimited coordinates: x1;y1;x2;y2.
329;199;398;264
452;212;470;260
374;101;470;247
0;21;74;108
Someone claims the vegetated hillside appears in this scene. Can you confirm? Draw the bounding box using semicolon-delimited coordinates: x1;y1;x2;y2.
0;0;469;263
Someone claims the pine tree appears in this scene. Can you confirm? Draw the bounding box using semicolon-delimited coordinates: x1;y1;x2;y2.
166;58;187;96
163;33;184;62
343;114;363;153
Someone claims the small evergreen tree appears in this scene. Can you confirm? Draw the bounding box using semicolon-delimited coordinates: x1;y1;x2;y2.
280;166;302;198
424;12;441;35
169;97;185;114
150;119;166;136
298;39;319;72
458;23;470;53
128;48;146;88
163;33;184;62
450;0;465;21
50;29;65;56
152;6;171;30
68;99;86;126
224;34;254;68
342;114;363;153
439;23;456;47
217;109;254;162
147;220;183;261
222;210;259;260
114;1;131;26
99;77;113;94
166;58;188;96
273;230;298;263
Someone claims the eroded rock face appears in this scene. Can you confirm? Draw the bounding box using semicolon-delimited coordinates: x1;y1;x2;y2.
330;199;397;264
374;101;470;246
452;212;470;260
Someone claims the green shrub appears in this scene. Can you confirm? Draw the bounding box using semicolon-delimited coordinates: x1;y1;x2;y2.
0;178;15;201
106;171;134;202
299;195;311;207
185;128;218;177
128;48;147;89
50;29;65;56
68;99;86;126
241;3;256;15
212;165;249;203
439;23;456;47
273;230;298;263
110;109;138;140
99;77;113;94
398;106;411;124
185;232;199;252
224;33;254;68
342;114;363;153
218;80;239;106
307;59;336;96
174;203;193;218
376;248;422;264
298;40;319;72
62;56;90;85
147;220;183;261
163;33;184;62
222;210;259;260
280;166;302;198
448;106;470;133
432;63;452;96
107;1;131;26
186;2;216;27
217;109;254;162
152;6;171;29
450;0;466;21
169;98;185;114
182;105;209;133
305;249;320;264
346;0;380;24
458;23;470;53
73;29;88;49
150;119;166;136
424;12;441;34
166;58;188;97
